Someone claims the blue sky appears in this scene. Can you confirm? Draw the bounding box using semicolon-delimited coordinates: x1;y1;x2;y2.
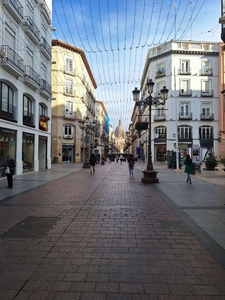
52;0;221;130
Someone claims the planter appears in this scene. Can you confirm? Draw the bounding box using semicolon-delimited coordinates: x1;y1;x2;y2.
135;122;148;131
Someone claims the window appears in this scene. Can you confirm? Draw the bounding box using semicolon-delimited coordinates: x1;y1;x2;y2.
0;81;14;113
65;80;73;94
180;102;190;116
65;100;73;116
155;126;166;138
180;60;190;74
199;126;213;139
64;124;72;135
202;103;211;116
180;80;191;95
66;58;73;73
23;95;33;116
39;103;46;116
178;125;192;139
202;80;211;92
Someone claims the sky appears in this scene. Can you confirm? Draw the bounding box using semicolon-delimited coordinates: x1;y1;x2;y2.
52;0;221;131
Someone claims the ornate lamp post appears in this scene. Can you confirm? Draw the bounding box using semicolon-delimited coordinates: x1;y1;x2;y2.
132;79;168;183
79;116;90;168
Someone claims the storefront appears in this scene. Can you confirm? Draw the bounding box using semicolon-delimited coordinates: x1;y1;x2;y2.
22;133;34;172
0;128;16;168
62;143;74;162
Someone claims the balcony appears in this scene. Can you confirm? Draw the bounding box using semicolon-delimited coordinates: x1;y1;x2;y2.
0;101;17;122
154;114;166;121
64;87;75;96
24;65;40;90
2;0;23;23
23;113;35;127
24;16;40;44
200;113;214;120
179;113;192;120
155;69;165;78
0;45;24;78
40;37;51;60
40;79;51;99
63;134;73;139
39;0;51;24
201;89;214;97
64;66;76;76
200;68;213;76
178;68;191;75
179;89;192;96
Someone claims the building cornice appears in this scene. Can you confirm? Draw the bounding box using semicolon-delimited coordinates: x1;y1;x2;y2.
52;39;97;89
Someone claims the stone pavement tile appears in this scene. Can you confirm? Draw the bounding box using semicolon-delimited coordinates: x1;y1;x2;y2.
144;283;169;294
23;280;72;292
70;282;95;292
80;292;106;300
14;291;56;300
120;283;144;293
0;290;18;300
96;282;120;293
54;292;81;300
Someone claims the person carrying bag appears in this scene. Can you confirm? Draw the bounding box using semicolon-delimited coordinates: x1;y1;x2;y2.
4;154;15;189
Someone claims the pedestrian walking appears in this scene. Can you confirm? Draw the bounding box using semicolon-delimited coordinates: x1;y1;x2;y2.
184;154;192;184
3;154;15;189
115;154;119;163
89;153;96;174
120;154;123;164
127;154;135;175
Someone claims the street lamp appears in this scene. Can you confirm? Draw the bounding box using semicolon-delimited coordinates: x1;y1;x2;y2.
132;79;168;183
79;116;90;168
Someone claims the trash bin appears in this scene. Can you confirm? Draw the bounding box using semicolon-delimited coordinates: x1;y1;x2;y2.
191;163;195;175
53;157;58;164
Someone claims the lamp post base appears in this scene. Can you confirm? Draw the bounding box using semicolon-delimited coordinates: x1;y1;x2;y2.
142;170;159;183
83;162;90;169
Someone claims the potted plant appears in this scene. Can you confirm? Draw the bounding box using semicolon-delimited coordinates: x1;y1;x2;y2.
205;152;218;170
135;122;148;131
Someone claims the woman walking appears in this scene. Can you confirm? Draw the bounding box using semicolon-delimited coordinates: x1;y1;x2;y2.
127;154;135;175
89;153;96;174
184;154;192;184
4;154;15;189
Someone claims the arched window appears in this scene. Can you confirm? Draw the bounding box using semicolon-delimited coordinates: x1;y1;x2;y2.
178;125;192;139
0;81;15;118
199;126;213;139
155;126;166;138
23;95;34;126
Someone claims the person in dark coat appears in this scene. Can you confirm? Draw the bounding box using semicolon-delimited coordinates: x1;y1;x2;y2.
4;154;15;189
127;154;135;175
89;153;96;174
184;154;192;184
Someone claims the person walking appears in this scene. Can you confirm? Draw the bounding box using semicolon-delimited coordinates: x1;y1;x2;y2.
115;154;119;163
120;154;123;164
89;153;96;174
127;154;135;175
184;154;192;184
4;154;15;189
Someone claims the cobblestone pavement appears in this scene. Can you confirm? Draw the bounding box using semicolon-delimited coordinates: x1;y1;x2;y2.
0;161;225;299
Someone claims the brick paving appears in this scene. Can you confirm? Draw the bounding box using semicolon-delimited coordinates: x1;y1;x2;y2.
0;162;225;299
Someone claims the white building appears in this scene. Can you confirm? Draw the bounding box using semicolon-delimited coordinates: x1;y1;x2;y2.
0;0;53;174
139;40;220;164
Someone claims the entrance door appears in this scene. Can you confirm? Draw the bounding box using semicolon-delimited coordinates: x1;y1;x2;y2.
39;138;47;169
62;146;74;162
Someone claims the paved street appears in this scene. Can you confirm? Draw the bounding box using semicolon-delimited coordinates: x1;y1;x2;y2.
0;160;225;299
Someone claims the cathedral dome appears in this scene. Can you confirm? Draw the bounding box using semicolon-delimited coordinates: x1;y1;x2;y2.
115;120;126;138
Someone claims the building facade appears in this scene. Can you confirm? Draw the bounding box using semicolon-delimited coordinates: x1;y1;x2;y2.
0;0;52;175
132;40;220;164
51;40;97;163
